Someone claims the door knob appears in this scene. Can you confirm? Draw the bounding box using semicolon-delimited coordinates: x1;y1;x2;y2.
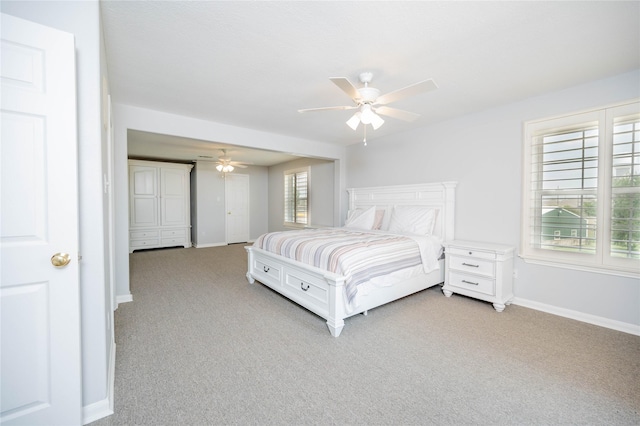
51;252;71;267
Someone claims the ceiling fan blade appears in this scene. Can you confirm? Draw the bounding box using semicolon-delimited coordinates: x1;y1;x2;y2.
375;106;421;122
376;79;438;105
298;105;357;113
330;77;360;100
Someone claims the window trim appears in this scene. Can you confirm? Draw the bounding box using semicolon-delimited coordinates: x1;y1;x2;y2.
283;166;309;228
521;99;639;278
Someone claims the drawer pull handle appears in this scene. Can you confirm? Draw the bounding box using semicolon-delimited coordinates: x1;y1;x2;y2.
263;266;270;273
462;262;479;268
301;282;310;291
462;279;479;286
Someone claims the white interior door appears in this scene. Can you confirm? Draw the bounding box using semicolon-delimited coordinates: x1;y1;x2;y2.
0;14;82;425
225;174;250;244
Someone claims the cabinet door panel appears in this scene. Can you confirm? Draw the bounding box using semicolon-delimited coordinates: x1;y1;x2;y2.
129;166;158;227
132;198;158;227
131;167;156;196
160;168;187;226
162;198;186;225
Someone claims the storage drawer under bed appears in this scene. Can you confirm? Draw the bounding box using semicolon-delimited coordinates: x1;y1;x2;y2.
283;267;330;311
253;258;282;283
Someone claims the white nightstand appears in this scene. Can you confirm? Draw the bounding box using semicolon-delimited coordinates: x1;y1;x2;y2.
442;240;515;312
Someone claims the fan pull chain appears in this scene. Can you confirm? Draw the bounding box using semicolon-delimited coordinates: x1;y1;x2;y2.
363;124;367;146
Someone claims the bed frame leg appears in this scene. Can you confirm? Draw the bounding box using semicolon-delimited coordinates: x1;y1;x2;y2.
326;319;345;337
246;272;255;284
362;310;368;316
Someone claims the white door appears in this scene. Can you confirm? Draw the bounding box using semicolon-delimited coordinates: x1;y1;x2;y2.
225;174;250;244
0;14;82;426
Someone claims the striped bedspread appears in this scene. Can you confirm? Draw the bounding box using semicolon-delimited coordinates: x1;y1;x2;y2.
254;228;440;307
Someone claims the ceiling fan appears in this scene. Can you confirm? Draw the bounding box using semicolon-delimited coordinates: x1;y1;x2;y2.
198;149;251;173
298;72;438;132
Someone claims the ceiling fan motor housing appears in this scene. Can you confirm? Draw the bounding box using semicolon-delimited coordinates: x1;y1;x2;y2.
358;87;380;103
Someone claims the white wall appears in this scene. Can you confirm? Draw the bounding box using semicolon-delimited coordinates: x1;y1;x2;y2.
192;162;269;246
191;161;227;247
247;167;270;239
268;158;336;231
1;0;114;420
346;70;640;333
114;104;346;300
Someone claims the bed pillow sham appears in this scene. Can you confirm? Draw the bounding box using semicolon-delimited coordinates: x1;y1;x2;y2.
373;209;385;230
387;205;437;235
345;206;377;230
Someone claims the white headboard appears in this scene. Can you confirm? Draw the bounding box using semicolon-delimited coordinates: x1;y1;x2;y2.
347;182;457;242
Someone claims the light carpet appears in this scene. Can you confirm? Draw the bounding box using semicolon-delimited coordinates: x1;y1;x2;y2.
90;244;640;425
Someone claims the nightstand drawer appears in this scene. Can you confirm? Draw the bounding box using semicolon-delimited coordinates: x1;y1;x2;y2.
447;246;496;260
448;271;495;296
448;255;495;278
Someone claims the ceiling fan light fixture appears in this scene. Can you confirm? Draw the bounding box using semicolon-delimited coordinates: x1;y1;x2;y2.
370;113;384;130
359;104;375;124
216;164;234;173
346;112;361;130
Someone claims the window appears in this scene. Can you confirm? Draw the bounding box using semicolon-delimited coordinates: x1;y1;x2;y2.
284;167;308;226
522;101;639;276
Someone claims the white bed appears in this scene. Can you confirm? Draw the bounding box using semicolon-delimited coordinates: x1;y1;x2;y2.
245;181;456;337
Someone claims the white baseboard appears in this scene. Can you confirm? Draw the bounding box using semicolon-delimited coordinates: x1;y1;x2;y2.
193;242;227;248
512;297;640;336
116;293;133;305
82;342;116;424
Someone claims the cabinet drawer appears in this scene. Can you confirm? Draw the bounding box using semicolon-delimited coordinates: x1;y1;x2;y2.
255;259;281;282
284;269;329;310
130;239;158;248
447;247;496;260
448;271;495;296
448;255;495;278
161;237;187;246
130;230;159;239
161;228;186;238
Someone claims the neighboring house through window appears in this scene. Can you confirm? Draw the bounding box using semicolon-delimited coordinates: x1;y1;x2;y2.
284;167;309;226
522;100;639;276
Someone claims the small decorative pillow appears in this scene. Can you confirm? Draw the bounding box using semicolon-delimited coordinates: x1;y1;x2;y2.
345;206;376;230
388;205;437;235
372;209;385;230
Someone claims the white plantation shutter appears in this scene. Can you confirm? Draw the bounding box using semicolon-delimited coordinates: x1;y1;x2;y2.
522;101;639;276
529;122;599;254
284;168;308;225
610;112;640;259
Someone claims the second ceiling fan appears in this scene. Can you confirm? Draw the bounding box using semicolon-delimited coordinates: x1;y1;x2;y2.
298;72;438;131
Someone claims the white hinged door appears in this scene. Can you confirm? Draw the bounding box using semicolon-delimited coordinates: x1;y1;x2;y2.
0;13;82;425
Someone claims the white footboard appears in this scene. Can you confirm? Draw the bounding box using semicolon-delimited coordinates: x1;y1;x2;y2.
246;246;348;336
246;246;444;337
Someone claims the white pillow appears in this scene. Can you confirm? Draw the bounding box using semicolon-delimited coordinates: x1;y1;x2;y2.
373;209;385;230
388;206;437;235
345;206;376;230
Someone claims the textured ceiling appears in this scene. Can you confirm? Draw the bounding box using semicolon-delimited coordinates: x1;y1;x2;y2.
101;1;640;162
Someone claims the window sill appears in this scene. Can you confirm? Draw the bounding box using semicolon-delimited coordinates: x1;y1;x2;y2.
519;255;639;279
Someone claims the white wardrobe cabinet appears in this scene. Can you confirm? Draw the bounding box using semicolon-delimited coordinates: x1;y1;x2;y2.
129;160;193;252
